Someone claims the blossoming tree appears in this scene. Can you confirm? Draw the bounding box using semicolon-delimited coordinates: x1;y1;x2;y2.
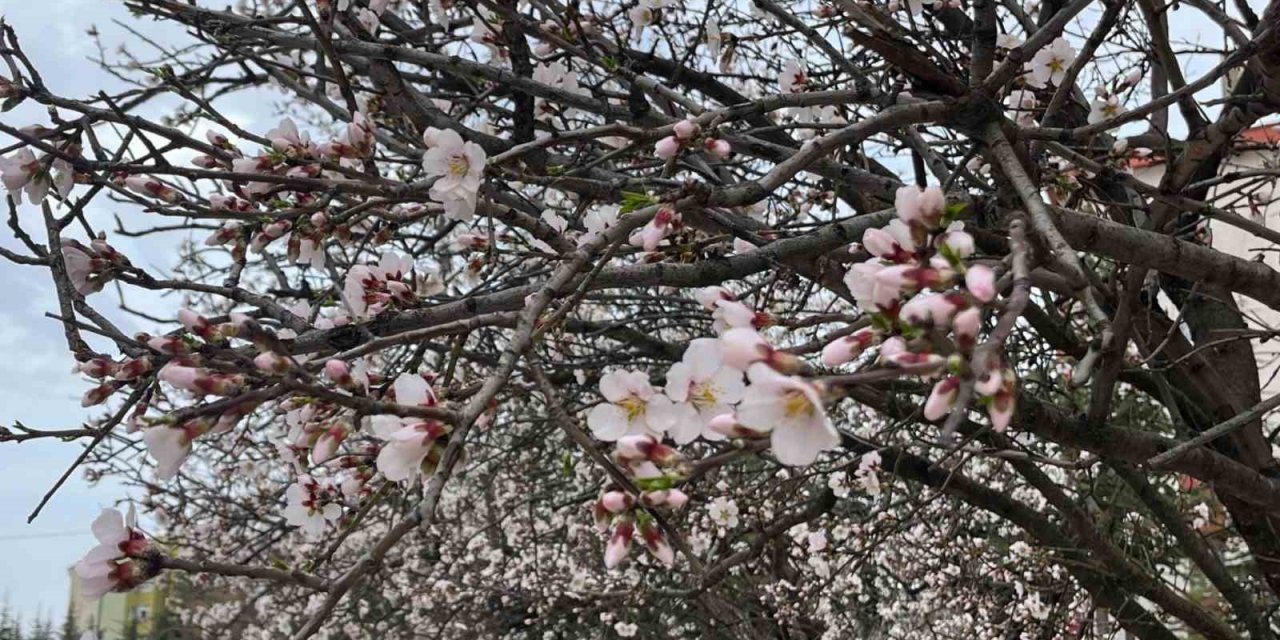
4;0;1280;637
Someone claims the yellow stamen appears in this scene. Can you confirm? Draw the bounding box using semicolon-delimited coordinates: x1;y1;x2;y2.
690;383;719;410
618;397;646;421
448;154;470;178
783;390;815;418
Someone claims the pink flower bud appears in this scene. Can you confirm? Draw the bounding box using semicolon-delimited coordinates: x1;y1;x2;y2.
919;185;945;224
158;364;201;390
615;435;678;464
989;387;1015;432
206;130;229;146
861;227;898;259
821;329;879;366
254;352;290;373
937;229;974;259
708;413;740;437
704;138;731;158
147;335;187;355
924;376;961;421
639;520;674;567
81;383;116;407
115;357;151;381
894;186;924;224
975;369;1003;396
604;519;635;569
600;491;633;513
672;119;698;141
262;220;292;239
313;424;347;464
664;489;689;510
75;358;116;379
900;293;958;328
192;155;219;169
654;136;681;159
965;265;997;302
325;359;352;385
953;307;981;342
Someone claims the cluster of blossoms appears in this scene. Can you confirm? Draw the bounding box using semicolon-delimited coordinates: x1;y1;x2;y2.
74;508;157;599
194;114;381;270
59;235;130;296
653;118;731;161
7;0;1227;636
342;252;438;318
830;184;1015;431
587;330;840;467
594;435;690;568
1;142;74;203
283;474;345;537
367;372;452;483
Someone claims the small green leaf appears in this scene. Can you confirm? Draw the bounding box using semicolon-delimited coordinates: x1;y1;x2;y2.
620;191;657;214
942;201;967;224
634;475;674;491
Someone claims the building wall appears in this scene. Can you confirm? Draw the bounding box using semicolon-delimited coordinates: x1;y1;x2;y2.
67;568;163;640
1133;148;1280;400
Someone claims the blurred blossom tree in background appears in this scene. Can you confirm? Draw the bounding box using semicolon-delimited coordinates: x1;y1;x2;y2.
7;0;1280;638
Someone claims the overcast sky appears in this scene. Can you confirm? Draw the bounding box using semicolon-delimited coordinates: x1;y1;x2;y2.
0;0;1269;630
0;0;270;626
0;0;181;626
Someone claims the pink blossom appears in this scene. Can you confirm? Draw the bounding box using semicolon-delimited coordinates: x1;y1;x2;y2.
718;327;771;370
735;364;839;466
587;371;678;442
629;207;680;252
283;475;343;537
370;373;447;482
143;421;206;480
74;509;153;599
60;240;104;296
779;60;807;93
664;338;746;443
694;286;735;310
422;127;486;221
711;299;757;334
